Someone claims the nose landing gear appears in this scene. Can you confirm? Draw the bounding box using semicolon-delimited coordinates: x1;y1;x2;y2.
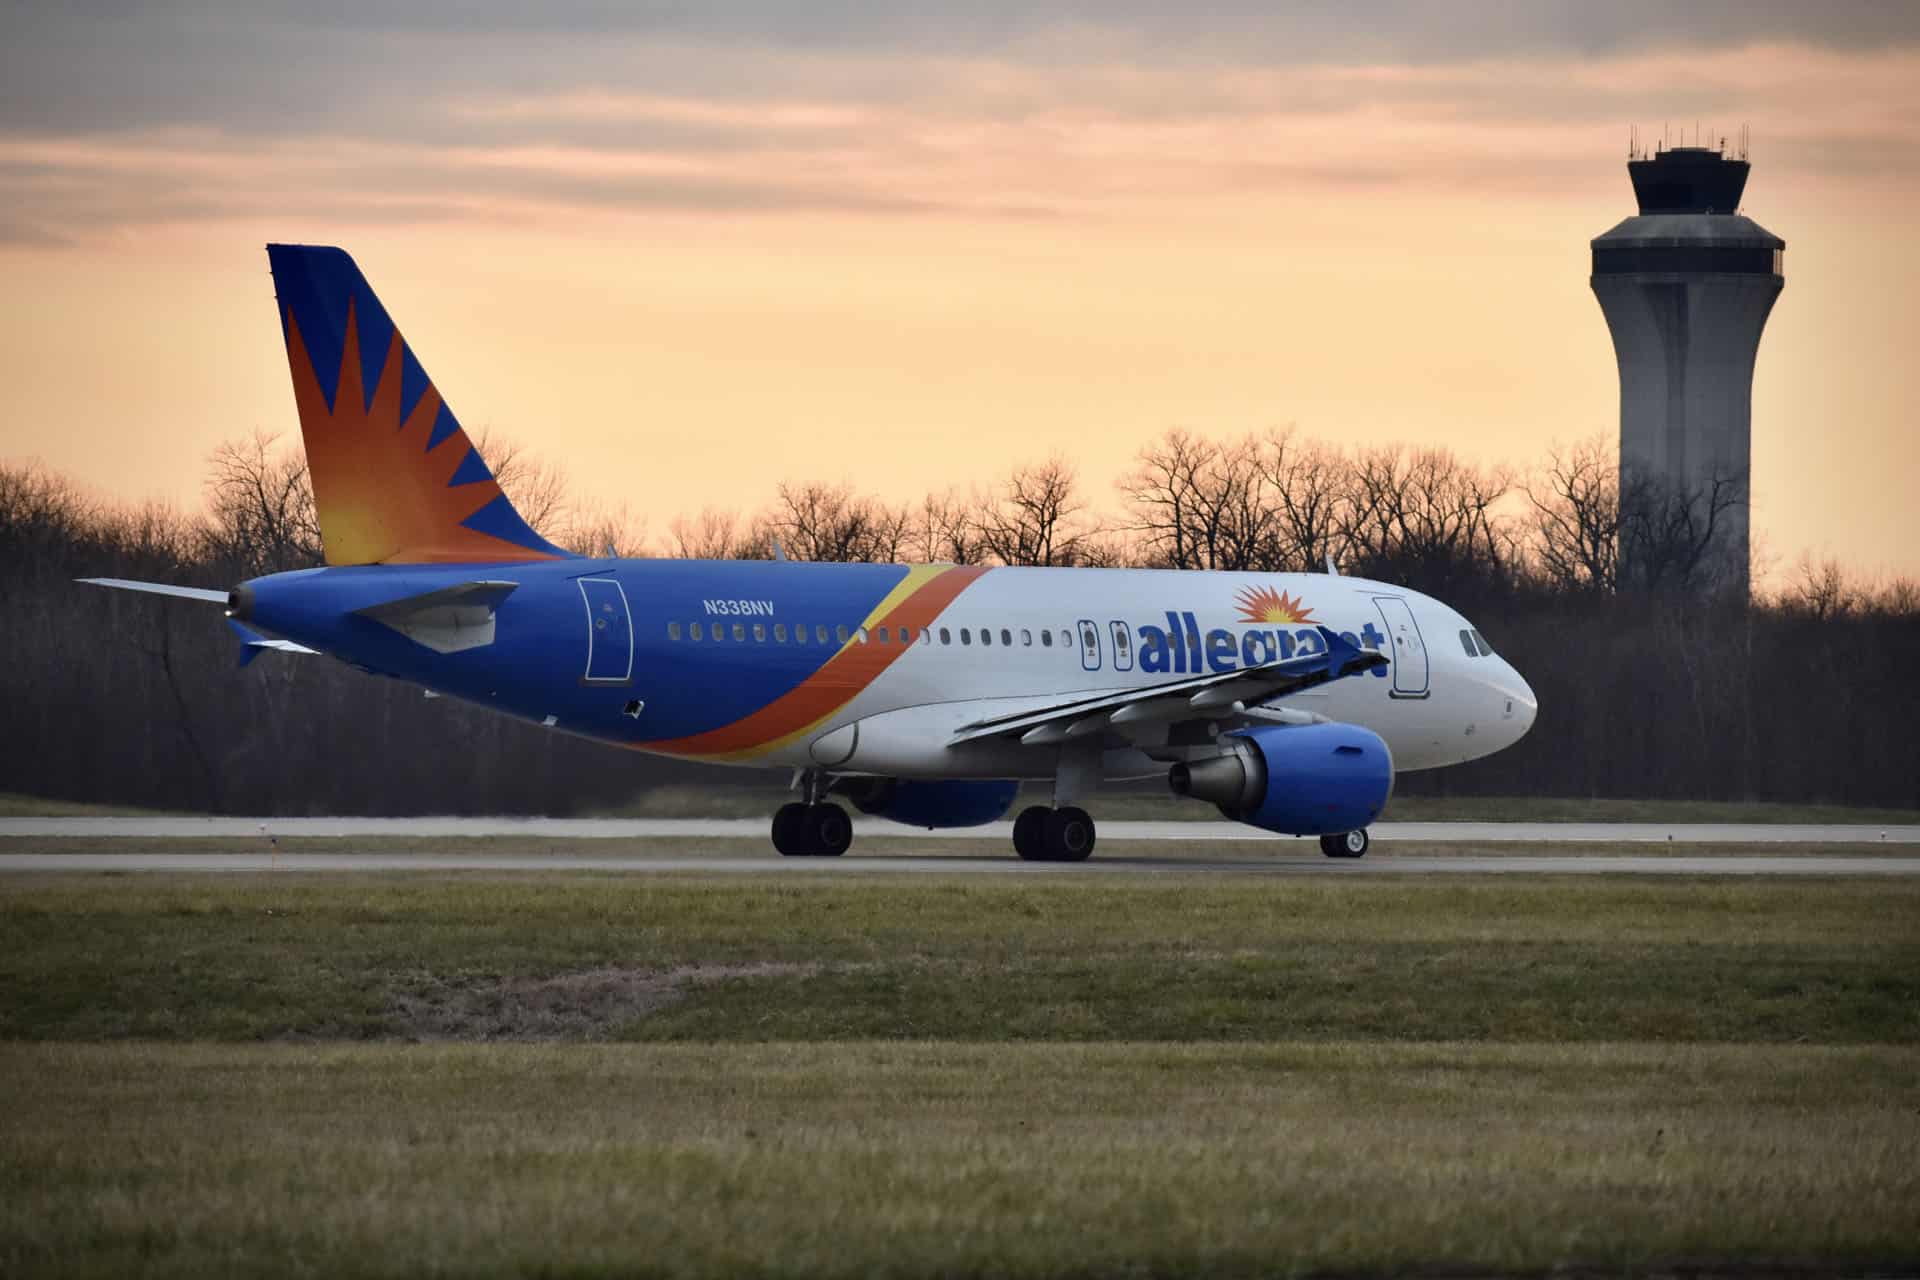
1319;828;1370;858
1012;805;1096;862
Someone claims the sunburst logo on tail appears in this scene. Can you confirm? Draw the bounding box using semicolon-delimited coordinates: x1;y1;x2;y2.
1234;585;1315;624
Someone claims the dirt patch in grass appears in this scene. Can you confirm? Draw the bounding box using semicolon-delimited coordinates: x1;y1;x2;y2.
387;963;830;1041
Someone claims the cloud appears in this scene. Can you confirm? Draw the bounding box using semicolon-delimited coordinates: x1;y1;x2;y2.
5;2;1920;138
0;30;1914;244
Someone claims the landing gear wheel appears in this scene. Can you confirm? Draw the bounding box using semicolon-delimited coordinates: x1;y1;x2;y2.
1012;806;1050;861
1044;807;1096;862
805;802;853;858
1320;829;1369;859
772;803;810;856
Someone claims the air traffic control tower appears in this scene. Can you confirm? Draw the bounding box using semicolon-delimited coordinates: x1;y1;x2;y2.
1591;141;1783;595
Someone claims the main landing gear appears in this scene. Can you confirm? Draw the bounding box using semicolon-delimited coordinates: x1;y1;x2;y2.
1012;805;1096;862
772;801;853;857
1319;829;1370;858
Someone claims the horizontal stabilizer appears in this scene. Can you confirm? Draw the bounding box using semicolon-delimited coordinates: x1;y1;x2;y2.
78;578;229;605
355;580;518;654
226;618;319;667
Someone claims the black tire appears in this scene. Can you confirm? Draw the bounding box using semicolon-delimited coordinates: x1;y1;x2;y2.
1045;807;1096;862
1012;806;1050;860
1319;829;1369;859
772;802;811;856
807;802;853;857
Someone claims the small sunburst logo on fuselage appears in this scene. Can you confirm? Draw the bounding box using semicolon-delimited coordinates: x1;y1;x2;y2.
1234;585;1316;624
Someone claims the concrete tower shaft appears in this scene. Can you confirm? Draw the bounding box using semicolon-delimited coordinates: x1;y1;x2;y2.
1592;146;1783;595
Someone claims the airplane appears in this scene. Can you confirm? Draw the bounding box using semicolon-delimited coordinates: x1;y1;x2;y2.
84;244;1537;861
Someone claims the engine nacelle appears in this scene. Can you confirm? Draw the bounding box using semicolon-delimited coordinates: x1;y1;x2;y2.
839;778;1020;829
1168;722;1393;835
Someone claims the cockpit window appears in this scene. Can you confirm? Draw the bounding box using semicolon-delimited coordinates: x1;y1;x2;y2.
1470;630;1494;657
1459;629;1477;657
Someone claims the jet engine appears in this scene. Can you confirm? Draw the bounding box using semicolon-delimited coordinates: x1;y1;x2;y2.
839;778;1021;829
1168;723;1392;835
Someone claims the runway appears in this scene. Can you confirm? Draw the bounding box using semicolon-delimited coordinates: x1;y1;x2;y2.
2;817;1915;843
0;852;1912;877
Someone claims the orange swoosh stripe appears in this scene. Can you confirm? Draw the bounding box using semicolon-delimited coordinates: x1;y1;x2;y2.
645;564;990;761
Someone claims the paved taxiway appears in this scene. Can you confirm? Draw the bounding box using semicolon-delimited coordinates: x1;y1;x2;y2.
2;817;1915;843
0;853;1912;877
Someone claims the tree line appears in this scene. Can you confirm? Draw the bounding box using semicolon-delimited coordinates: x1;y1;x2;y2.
2;425;1914;814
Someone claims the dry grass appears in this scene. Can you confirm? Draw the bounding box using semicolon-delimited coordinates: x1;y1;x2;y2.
388;962;832;1041
1;1040;1914;1278
2;874;1915;1043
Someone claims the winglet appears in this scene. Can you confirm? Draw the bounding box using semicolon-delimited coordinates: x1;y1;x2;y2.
1316;625;1386;680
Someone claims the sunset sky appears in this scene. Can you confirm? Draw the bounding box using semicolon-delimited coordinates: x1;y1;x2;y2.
3;2;1917;583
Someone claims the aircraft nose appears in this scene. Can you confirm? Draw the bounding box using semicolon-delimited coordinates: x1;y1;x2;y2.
1503;664;1538;741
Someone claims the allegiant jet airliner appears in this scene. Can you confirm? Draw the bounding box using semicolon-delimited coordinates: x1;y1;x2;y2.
85;246;1536;860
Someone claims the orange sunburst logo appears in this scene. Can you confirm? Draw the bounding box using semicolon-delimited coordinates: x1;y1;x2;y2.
284;301;560;566
1234;585;1316;624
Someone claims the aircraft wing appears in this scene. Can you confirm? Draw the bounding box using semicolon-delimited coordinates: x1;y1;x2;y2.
78;577;230;605
948;624;1386;746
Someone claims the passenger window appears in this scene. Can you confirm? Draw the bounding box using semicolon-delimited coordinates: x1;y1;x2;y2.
1459;629;1477;657
815;625;829;645
753;623;766;642
836;625;850;644
690;621;703;641
1021;629;1032;646
1062;629;1074;649
732;623;746;642
773;623;787;642
939;627;951;645
919;628;931;645
961;628;972;645
1041;629;1052;647
856;627;868;644
980;628;992;647
877;626;891;644
667;622;681;641
1000;628;1012;647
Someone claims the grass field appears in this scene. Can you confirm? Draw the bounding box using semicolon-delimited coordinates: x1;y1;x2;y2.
2;870;1915;1275
3;1041;1914;1279
2;875;1916;1043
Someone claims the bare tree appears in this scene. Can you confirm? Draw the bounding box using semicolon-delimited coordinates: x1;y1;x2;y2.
470;427;572;538
1526;439;1623;595
1618;465;1747;596
907;489;984;565
201;431;323;576
1340;445;1512;594
1255;428;1352;572
1122;429;1277;570
974;457;1097;567
765;482;910;563
669;507;753;560
559;502;652;559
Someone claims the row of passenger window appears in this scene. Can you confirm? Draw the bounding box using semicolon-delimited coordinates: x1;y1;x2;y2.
665;620;1079;651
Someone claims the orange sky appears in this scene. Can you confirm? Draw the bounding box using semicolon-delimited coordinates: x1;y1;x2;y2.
2;13;1916;585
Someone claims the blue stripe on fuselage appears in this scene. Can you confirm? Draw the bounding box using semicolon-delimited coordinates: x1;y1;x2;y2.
239;559;912;742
